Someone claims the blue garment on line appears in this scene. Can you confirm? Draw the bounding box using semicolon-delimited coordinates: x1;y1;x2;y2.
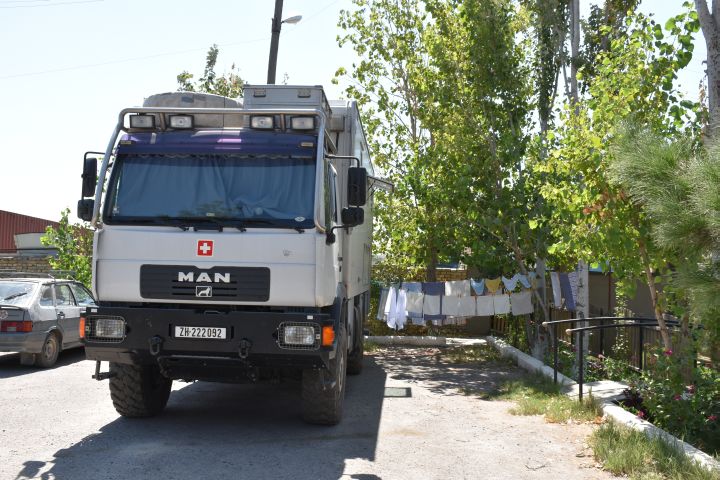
470;278;485;295
559;273;576;311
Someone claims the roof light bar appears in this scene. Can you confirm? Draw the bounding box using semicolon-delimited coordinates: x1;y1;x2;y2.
290;116;315;130
169;115;193;129
129;114;155;129
250;115;275;129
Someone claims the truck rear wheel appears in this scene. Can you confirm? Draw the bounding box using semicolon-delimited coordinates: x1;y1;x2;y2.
109;363;172;418
301;323;347;425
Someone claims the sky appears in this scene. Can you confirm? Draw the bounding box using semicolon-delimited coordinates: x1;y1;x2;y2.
0;0;706;222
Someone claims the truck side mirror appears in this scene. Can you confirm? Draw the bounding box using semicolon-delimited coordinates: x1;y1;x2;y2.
77;199;94;222
81;157;98;198
341;206;364;227
347;167;367;206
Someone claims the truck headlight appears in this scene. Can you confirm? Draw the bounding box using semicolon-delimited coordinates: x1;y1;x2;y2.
284;325;316;346
88;316;126;341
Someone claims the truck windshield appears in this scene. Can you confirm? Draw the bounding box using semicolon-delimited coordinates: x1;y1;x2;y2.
104;153;316;229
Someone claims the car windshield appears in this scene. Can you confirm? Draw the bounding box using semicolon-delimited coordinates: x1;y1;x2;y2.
105;153;316;229
0;282;37;307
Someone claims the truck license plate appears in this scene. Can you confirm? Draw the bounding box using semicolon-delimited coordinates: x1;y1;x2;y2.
175;326;226;339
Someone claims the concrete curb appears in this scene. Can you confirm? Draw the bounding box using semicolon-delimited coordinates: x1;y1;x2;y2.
486;335;720;474
364;335;447;347
485;335;575;386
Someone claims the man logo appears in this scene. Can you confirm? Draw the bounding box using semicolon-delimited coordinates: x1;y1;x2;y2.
196;286;213;297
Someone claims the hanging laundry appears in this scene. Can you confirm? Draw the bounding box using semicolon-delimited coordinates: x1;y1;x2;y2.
405;291;424;315
455;317;467;326
423;295;441;316
410;316;426;326
443;317;457;326
393;289;407;330
445;280;471;297
510;290;533;315
517;274;532;289
568;271;579;308
422;281;446;323
377;288;389;320
550;272;562;308
493;294;511;315
442;296;461;316
476;296;494;316
502;275;520;292
470;278;485;295
385;287;398;328
458;296;477;316
422;281;444;296
559;273;576;311
485;277;502;295
402;281;422;293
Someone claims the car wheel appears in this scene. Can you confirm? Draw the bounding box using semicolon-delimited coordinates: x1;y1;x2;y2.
35;332;61;368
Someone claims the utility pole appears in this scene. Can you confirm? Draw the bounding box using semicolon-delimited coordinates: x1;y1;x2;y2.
267;0;284;84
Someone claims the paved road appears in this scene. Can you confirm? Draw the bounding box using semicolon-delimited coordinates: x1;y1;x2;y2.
0;348;613;480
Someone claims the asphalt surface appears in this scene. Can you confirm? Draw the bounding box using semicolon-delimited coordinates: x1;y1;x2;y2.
0;348;614;480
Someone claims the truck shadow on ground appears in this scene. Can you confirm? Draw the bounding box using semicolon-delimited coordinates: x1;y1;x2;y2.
21;356;387;480
0;348;85;380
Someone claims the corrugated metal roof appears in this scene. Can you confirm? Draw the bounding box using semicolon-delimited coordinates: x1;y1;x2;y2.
0;210;60;251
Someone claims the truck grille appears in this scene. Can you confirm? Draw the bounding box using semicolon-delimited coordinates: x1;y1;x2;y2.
140;265;270;302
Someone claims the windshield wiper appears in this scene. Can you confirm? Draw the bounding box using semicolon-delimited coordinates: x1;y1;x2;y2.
2;292;27;301
240;218;306;233
155;217;192;231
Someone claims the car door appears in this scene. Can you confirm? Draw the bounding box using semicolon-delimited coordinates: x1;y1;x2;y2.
54;283;81;347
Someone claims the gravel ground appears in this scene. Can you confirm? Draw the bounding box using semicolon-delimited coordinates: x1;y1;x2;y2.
0;347;614;480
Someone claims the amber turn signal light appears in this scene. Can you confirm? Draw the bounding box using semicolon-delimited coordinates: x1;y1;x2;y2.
321;325;335;346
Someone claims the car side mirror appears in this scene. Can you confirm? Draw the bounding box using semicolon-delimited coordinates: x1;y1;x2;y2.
77;199;94;222
341;206;364;227
81;156;98;198
347;167;367;206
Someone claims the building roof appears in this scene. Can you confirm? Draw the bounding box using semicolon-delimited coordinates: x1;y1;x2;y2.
0;210;60;251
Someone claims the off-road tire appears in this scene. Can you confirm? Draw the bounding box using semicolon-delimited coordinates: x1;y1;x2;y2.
347;304;364;375
34;332;60;368
301;323;347;425
109;363;172;418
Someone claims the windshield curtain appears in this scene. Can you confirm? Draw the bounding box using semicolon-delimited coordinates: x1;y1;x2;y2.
106;154;316;225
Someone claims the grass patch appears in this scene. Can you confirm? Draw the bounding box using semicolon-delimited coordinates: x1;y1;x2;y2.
495;373;603;423
364;340;381;353
590;421;718;480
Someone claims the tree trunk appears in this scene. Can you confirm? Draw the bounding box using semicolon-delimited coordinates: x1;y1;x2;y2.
638;241;673;350
570;0;580;106
696;0;720;137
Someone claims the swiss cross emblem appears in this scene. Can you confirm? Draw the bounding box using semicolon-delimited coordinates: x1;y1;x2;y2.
197;240;214;257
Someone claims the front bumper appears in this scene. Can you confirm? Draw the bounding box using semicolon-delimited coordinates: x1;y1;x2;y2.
83;306;334;380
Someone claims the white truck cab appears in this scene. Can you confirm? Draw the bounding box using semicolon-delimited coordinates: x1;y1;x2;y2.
77;85;390;424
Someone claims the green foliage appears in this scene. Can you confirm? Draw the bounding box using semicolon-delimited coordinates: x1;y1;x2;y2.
41;209;92;287
590;420;718;479
609;125;720;358
636;348;719;455
176;44;244;98
494;373;603;423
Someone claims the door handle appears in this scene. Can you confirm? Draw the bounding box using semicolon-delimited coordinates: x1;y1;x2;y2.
57;312;65;319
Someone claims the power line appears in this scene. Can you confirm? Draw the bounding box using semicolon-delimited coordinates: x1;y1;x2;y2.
0;0;343;80
0;0;103;8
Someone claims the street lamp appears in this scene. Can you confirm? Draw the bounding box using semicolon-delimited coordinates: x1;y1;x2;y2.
267;0;302;84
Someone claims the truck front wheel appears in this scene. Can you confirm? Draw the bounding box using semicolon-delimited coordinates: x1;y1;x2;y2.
301;323;347;425
109;363;172;418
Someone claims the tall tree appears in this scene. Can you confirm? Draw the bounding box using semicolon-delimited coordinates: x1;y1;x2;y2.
695;0;720;136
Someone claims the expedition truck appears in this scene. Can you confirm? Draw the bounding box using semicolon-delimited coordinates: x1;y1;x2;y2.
76;85;391;425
